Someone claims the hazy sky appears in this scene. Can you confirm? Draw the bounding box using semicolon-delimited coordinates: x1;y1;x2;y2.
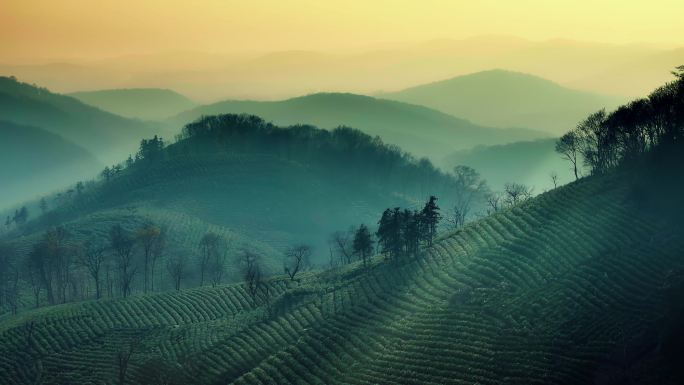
2;0;683;62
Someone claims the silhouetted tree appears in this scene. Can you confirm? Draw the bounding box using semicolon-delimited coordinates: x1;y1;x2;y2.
136;135;165;163
450;166;486;228
150;226;166;292
240;250;262;302
167;255;185;291
330;230;354;264
78;239;107;299
421;196;441;247
550;171;559;189
283;244;311;281
101;166;113;182
39;198;48;215
136;223;161;293
352;224;374;268
199;232;221;286
556;131;581;180
109;225;136;298
503;183;533;206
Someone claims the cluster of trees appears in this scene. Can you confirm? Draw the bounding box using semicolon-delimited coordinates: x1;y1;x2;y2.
4;206;28;229
557;67;684;177
174;114;459;199
0;221;257;314
376;196;441;261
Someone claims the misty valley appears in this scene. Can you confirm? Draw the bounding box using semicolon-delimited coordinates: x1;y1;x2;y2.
1;5;684;383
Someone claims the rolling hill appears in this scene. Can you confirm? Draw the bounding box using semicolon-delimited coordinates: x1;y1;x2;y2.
382;69;624;134
1;167;681;384
0;121;102;209
169;92;546;161
441;138;573;192
0;77;166;163
68;88;197;121
0;115;474;297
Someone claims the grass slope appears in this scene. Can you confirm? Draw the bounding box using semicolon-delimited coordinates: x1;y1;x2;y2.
0;120;102;209
1;172;681;384
383;69;624;134
169;93;546;160
68;88;196;121
0;77;166;163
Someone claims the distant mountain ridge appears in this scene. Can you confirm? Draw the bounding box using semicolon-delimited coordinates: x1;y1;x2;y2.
170;92;547;161
68;88;196;120
0;76;166;163
0;120;101;208
382;69;624;134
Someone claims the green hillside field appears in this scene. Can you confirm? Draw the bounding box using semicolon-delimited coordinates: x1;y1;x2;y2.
1;170;681;384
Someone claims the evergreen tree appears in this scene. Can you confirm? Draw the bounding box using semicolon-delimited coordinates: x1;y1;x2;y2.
353;224;374;267
420;196;440;247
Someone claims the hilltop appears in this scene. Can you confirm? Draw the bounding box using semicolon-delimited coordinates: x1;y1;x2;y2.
1;115;473;297
169;92;545;161
0;77;166;163
68;88;196;120
1;167;681;384
382;69;623;134
0;121;101;208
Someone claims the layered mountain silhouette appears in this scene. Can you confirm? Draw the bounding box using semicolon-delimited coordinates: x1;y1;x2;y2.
382;69;624;134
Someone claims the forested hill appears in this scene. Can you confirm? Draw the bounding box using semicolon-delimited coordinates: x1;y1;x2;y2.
0;76;164;163
168;92;546;161
0;120;101;208
1;114;480;301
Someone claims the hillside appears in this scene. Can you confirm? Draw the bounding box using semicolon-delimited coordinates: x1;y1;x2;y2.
0;115;472;298
442;138;573;192
68;88;196;120
383;69;624;134
0;77;165;163
0;121;102;209
169;93;546;160
1;170;681;384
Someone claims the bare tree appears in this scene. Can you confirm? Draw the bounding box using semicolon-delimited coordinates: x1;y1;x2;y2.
240;250;262;302
486;192;502;214
136;222;161;293
283;244;311;281
167;255;186;291
198;232;221;286
329;230;353;264
449;166;487;229
150;226;166;292
109;225;136;298
550;171;559;189
503;183;533;207
209;237;229;288
116;335;142;385
79;239;107;299
556;131;581;180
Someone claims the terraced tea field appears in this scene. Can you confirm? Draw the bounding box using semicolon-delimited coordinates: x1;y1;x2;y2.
1;174;681;384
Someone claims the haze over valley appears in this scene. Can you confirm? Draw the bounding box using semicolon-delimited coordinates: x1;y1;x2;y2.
1;1;684;384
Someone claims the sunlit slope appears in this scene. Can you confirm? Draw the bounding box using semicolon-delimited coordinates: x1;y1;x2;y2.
1;172;680;384
170;93;546;160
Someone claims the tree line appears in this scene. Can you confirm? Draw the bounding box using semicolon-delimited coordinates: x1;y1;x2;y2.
557;67;684;178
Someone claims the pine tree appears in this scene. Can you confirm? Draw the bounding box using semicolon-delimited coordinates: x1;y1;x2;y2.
420;196;441;247
353;224;374;268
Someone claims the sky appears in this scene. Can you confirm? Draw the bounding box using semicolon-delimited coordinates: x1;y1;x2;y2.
1;0;684;62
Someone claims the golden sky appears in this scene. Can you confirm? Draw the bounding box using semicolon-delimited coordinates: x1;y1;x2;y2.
1;0;683;62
